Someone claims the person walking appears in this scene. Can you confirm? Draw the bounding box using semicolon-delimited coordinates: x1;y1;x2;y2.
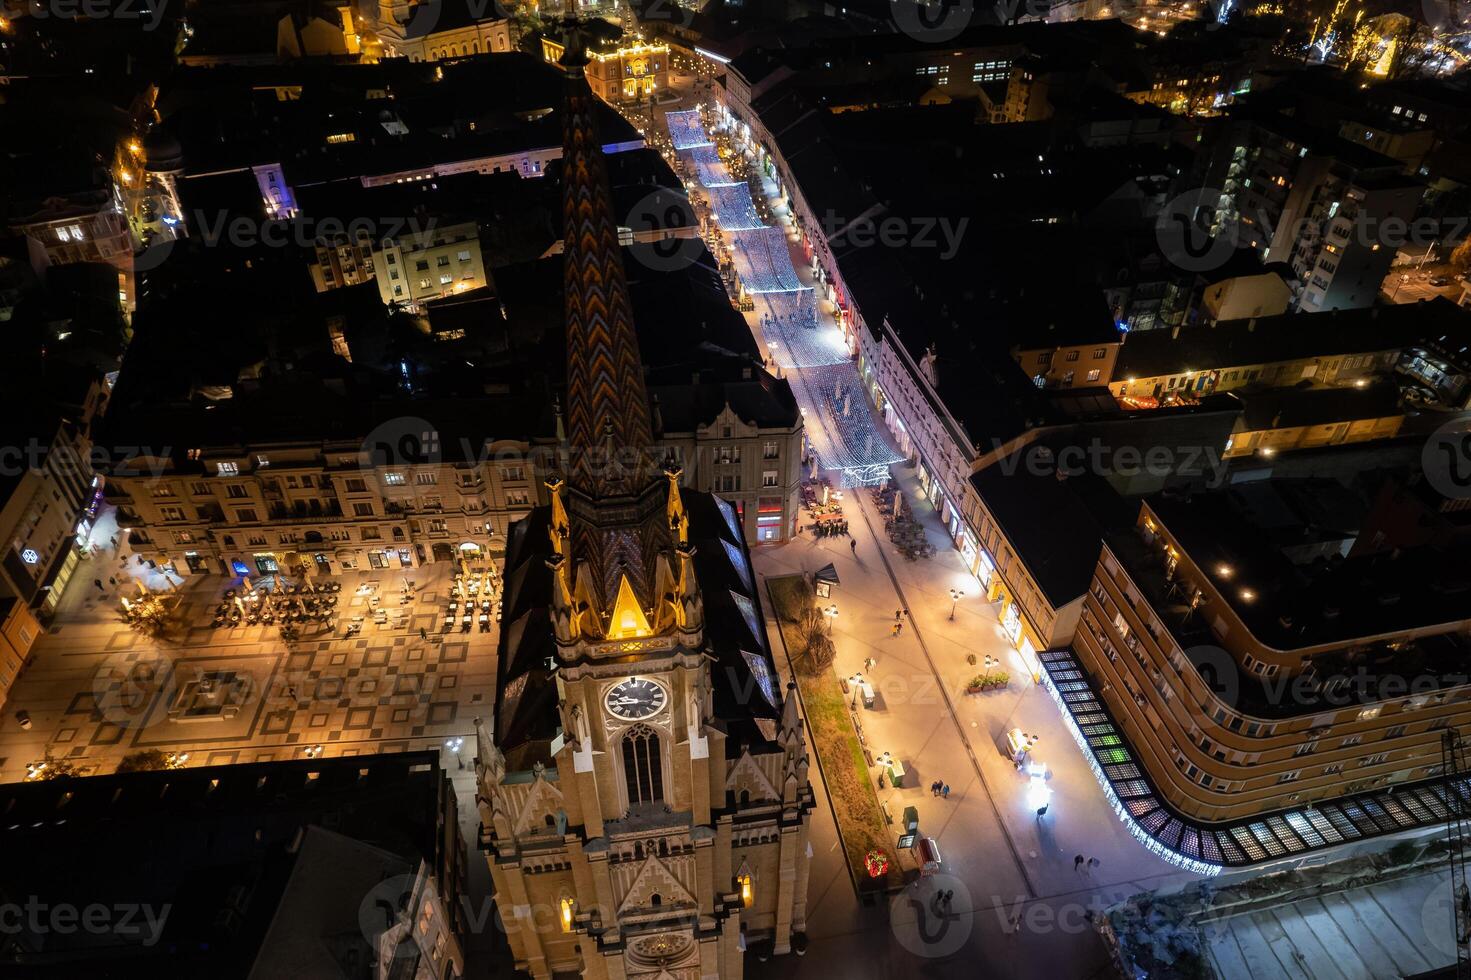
895;621;904;636
419;627;428;641
849;539;857;555
895;610;902;622
941;783;950;799
1088;857;1101;871
931;780;941;797
94;579;104;592
891;622;900;638
1074;854;1086;872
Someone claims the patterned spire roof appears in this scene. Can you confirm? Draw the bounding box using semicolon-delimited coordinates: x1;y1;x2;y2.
559;18;655;497
556;18;672;621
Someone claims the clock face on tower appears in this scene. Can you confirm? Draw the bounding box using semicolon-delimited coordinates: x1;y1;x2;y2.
605;677;668;721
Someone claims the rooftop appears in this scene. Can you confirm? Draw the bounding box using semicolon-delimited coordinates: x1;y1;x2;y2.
0;752;451;974
1114;299;1471;380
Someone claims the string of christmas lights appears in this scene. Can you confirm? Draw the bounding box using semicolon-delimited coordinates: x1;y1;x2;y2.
663;108;901;484
709;184;766;231
729;226;806;290
666;109;713;150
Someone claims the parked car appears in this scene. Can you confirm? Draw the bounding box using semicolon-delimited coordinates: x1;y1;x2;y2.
1430;275;1451;287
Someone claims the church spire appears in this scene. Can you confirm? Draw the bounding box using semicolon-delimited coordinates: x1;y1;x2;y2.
559;16;655;498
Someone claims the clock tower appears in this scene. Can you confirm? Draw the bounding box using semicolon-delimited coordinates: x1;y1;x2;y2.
476;18;814;980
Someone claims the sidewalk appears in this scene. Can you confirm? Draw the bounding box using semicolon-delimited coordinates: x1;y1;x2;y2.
751;466;1197;978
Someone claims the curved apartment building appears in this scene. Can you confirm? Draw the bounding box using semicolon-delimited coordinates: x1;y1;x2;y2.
1060;480;1471;870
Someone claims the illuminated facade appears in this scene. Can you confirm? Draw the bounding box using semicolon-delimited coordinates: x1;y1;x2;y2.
543;36;670;105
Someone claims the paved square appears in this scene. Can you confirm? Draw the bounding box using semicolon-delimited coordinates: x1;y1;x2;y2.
0;556;499;781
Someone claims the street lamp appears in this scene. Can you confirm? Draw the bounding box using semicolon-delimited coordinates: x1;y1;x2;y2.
822;604;839;635
949;588;965;620
849;672;864;709
445;736;466;770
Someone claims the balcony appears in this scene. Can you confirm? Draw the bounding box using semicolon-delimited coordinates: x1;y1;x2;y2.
267;500;344;523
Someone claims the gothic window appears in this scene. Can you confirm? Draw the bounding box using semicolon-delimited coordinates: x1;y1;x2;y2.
559;895;575;933
622;725;664;806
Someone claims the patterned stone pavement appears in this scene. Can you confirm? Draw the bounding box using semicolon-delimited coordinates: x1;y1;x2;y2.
0;554;499;782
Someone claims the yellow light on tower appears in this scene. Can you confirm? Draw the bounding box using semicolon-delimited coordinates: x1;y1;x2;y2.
560;896;575;932
737;872;753;907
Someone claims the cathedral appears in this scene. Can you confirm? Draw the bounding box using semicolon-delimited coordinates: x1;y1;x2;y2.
474;22;815;980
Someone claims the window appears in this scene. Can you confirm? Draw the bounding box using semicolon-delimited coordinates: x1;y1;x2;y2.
159;506;186;521
737;871;753;908
1086;369;1101;382
1341;734;1362;747
1037;352;1053;366
384;472;407;486
1062;371;1074;385
507;491;531;507
458;249;471;262
559;896;575;933
1093;348;1107;359
428;518;448;533
762;470;778;488
216;462;239;476
1385;725;1406;739
439;274;453;285
1277;770;1300;783
1359;753;1388;767
236;508;258;522
353;502;375;517
415;260;429;272
501;466;524;482
1065;351;1080;362
416;472;438;485
762;441;779;459
345;478;368;493
622;725;663;806
1356;706;1381;722
437;255;450;268
189;482;211;496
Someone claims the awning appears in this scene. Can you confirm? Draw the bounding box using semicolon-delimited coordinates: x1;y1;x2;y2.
814;563;839;585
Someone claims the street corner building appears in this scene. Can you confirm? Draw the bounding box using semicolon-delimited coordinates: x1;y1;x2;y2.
474;21;815;980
